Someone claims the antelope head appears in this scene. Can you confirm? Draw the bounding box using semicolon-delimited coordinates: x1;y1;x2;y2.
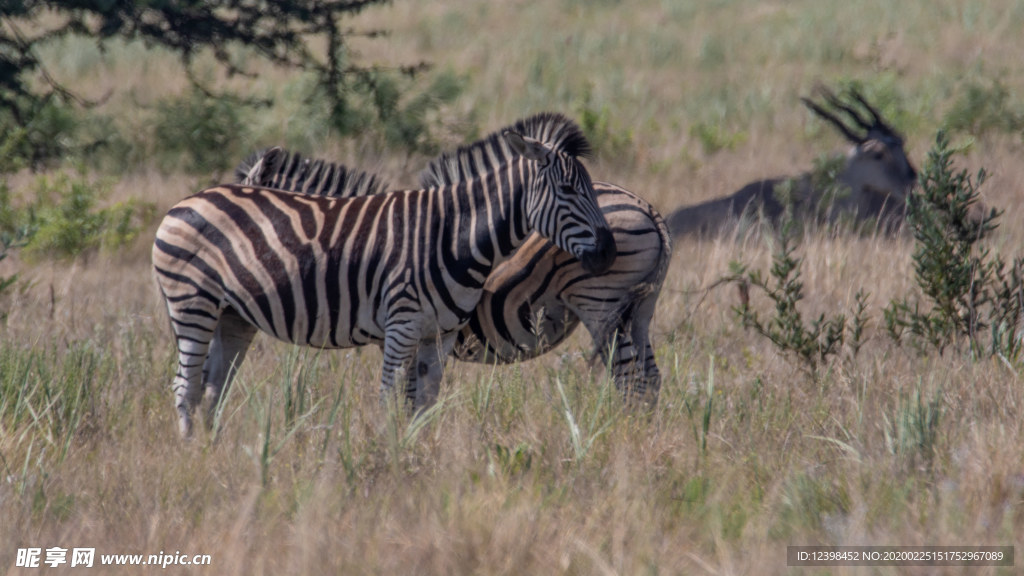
801;87;918;203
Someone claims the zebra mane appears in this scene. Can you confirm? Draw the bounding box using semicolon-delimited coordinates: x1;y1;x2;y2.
234;147;389;198
419;112;592;188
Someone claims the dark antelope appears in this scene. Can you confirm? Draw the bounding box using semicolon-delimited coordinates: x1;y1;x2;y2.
667;87;918;237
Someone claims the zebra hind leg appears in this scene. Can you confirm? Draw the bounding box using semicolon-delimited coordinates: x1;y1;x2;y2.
586;299;659;407
169;311;218;440
202;307;258;432
622;289;662;406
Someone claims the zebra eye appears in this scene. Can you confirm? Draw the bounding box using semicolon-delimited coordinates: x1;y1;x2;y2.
560;184;577;195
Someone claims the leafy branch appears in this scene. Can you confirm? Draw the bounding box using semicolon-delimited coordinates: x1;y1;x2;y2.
885;130;1023;361
726;220;868;375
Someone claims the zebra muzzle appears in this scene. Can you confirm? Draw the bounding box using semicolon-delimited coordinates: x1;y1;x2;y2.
579;227;617;276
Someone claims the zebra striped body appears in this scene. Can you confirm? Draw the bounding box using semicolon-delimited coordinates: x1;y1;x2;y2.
153;113;615;438
457;183;669;401
239;147;670;402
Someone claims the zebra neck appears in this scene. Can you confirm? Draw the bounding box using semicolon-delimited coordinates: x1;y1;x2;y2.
438;160;535;285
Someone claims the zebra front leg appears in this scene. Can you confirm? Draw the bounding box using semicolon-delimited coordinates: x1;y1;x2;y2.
380;325;420;410
202;308;258;431
413;333;458;409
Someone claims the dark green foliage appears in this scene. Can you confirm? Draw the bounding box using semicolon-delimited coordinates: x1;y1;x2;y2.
0;98;79;172
1;0;397;168
575;85;635;160
0;180;28;312
0;170;154;260
292;64;464;156
151;88;246;174
728;220;868;375
943;78;1024;137
360;68;465;154
884;131;1022;360
0;200;28;308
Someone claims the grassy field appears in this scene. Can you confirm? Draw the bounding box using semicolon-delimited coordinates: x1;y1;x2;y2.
3;0;1024;574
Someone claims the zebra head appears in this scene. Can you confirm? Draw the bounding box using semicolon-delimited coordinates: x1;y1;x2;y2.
801;87;918;201
504;129;617;276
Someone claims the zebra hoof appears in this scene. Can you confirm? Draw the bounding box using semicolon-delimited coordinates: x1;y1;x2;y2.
177;406;194;440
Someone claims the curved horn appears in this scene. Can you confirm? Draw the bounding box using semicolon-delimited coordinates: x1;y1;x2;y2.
848;88;900;137
801;95;865;144
822;87;875;133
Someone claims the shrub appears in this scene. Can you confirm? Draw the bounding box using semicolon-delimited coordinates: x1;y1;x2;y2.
2;170;154;260
885;131;1023;360
727;219;869;376
729;130;1024;372
151;88;249;175
575;85;635;161
367;68;465;155
943;78;1024;137
0;98;79;173
689;120;746;155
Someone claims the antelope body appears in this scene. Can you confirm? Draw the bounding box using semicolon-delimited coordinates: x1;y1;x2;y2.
667;88;918;237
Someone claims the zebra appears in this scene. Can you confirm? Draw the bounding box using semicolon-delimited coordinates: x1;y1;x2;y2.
666;87;918;237
152;112;617;438
237;145;672;403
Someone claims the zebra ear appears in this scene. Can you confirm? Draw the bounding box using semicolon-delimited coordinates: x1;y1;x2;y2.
504;130;553;165
242;146;284;186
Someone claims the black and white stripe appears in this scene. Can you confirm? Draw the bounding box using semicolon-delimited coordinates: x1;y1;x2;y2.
420;136;670;402
239;143;670;403
152;113;616;438
234;148;388;198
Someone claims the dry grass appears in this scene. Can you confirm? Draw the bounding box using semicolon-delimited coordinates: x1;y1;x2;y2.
3;0;1024;574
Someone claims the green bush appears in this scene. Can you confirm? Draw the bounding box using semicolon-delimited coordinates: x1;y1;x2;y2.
1;170;154;260
943;78;1024;137
727;219;869;376
731;131;1024;372
151;88;248;174
885;131;1023;360
0;98;80;173
689;120;747;155
368;68;465;155
280;66;465;156
575;85;636;161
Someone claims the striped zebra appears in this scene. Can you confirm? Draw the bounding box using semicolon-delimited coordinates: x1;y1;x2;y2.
152;113;616;438
238;143;671;403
